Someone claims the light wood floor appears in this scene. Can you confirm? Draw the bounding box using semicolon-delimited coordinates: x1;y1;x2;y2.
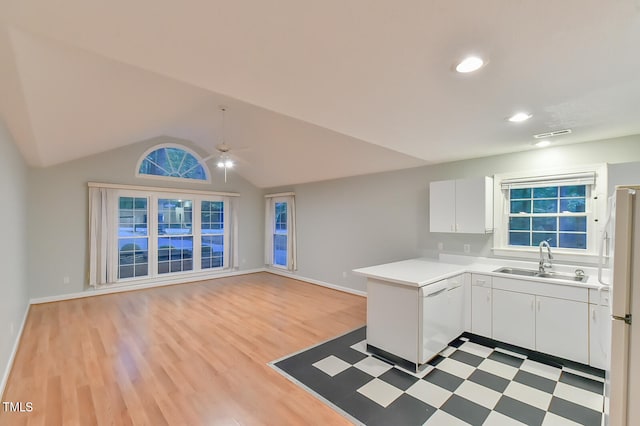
1;272;366;425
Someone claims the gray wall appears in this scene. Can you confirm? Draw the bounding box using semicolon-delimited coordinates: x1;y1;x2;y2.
609;161;640;195
27;137;264;299
0;121;29;392
268;135;640;293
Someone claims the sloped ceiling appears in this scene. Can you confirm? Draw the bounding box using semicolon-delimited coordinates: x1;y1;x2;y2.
1;0;639;187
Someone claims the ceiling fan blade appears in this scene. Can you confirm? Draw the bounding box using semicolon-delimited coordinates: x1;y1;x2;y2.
232;146;251;152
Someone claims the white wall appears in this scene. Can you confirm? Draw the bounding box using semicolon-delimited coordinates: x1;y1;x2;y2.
268;135;640;293
27;136;264;299
0;120;29;396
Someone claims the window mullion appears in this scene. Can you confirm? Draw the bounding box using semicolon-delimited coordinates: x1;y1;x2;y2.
148;194;158;277
193;197;202;271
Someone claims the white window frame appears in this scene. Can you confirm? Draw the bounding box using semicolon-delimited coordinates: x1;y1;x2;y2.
135;143;211;184
89;182;238;287
492;164;608;264
118;191;230;281
265;192;297;271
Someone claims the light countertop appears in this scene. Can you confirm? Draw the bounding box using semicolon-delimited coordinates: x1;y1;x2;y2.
352;255;611;290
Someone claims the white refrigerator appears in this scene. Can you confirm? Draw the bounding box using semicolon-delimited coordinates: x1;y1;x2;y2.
608;186;640;425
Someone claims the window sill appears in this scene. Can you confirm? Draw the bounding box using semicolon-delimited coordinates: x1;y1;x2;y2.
99;268;232;290
268;264;289;271
491;247;607;266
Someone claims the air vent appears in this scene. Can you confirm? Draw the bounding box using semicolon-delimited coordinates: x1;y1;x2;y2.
533;129;572;139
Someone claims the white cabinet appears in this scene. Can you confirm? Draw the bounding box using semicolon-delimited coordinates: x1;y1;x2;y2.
492;289;535;350
471;274;492;337
429;176;493;234
462;273;472;332
445;275;465;340
490;276;589;364
367;274;466;369
589;289;611;370
367;278;420;365
536;295;589;365
429;180;456;233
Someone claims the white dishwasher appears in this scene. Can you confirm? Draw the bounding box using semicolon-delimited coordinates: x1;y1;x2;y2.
420;276;464;363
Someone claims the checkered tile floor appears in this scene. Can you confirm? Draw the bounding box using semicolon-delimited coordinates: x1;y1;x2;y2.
271;327;605;426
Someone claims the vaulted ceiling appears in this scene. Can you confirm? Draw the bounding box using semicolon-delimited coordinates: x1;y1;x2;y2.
1;0;639;187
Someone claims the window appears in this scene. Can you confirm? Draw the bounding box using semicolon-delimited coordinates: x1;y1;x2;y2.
201;201;224;269
118;196;149;279
493;165;607;261
137;145;209;182
89;183;238;286
508;185;588;249
265;193;297;271
157;198;194;274
273;202;288;267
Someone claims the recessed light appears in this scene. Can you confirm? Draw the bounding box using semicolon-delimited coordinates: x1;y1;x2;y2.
535;140;551;148
455;56;484;73
508;112;532;123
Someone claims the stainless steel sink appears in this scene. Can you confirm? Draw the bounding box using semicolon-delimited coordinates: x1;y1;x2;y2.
494;267;588;283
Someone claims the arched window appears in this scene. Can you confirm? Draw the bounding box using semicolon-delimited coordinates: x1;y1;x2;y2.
137;145;210;182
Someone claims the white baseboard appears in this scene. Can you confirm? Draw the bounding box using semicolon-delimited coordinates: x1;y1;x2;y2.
29;268;265;304
265;268;367;297
1;303;30;400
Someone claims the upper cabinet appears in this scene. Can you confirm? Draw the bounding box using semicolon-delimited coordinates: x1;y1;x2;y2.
429;176;494;233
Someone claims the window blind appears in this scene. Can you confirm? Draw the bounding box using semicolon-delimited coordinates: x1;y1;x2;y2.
500;172;596;190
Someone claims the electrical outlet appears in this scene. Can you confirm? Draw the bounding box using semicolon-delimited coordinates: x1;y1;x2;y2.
464;244;471;254
63;276;70;284
342;271;348;278
437;242;444;251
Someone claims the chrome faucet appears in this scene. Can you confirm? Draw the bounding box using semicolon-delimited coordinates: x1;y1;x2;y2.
539;240;553;273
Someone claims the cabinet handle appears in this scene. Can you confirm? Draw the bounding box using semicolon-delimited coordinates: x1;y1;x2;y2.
531;300;534;311
476;279;486;285
537;300;541;312
593;309;596;321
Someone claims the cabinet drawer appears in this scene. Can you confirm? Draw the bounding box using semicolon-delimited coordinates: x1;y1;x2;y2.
471;273;492;288
492;276;588;303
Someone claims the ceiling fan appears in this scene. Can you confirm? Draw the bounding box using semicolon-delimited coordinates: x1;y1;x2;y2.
203;106;246;182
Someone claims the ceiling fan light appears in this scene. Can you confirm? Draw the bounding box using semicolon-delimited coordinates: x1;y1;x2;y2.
224;160;234;168
217;161;225;168
508;112;532;123
455;56;484;73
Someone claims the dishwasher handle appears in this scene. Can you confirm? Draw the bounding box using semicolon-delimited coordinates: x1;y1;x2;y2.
424;287;447;298
421;280;450;297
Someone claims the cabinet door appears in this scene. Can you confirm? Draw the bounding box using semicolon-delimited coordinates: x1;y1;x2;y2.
462;273;472;332
589;304;611;370
492;289;535;350
429;180;456;232
536;296;589;364
471;285;492;337
455;177;489;234
446;280;464;340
